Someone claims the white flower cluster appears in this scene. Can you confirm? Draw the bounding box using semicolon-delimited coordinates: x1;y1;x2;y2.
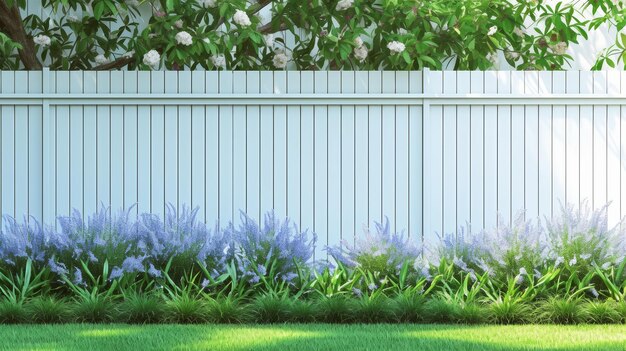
353;37;368;62
198;0;217;8
336;0;353;11
386;41;405;54
175;31;193;46
174;20;184;29
33;34;51;47
211;54;226;68
273;50;290;69
263;34;274;47
550;41;568;55
143;50;161;69
95;54;109;65
487;25;497;36
233;10;251;27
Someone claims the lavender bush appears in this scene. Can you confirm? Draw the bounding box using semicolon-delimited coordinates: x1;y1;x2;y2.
327;218;421;276
228;212;316;285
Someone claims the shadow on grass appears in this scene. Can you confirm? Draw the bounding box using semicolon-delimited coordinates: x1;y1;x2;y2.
0;324;624;351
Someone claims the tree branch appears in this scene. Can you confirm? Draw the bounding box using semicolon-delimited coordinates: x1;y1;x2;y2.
92;56;134;70
0;0;41;70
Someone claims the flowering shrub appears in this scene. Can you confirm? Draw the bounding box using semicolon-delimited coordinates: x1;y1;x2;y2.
2;0;624;70
228;212;315;285
327;218;421;276
1;203;626;324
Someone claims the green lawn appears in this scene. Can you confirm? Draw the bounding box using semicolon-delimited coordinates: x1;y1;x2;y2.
0;324;624;351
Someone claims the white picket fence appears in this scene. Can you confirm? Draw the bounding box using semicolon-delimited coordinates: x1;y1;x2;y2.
0;69;625;259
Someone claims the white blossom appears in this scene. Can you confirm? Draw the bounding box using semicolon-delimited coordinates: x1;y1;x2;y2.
95;54;109;65
353;45;368;62
211;54;226;68
175;31;193;46
335;0;353;11
198;0;217;8
272;51;289;69
33;34;51;47
233;10;251;27
143;49;161;69
554;256;564;267
354;37;363;48
551;41;568;55
569;256;577;266
263;34;274;47
513;27;525;37
387;41;405;54
487;25;497;36
397;28;408;35
174;20;184;29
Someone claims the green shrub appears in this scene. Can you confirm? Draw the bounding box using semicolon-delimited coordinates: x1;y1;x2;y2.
165;295;209;324
0;300;27;324
206;296;250;324
26;296;70;324
423;298;460;324
250;294;292;323
119;293;166;324
488;299;532;324
392;293;425;323
71;295;118;323
288;299;316;323
536;297;587;324
314;295;354;323
350;294;395;323
582;301;621;324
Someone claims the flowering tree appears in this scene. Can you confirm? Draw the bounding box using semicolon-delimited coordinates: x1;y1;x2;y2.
0;0;622;71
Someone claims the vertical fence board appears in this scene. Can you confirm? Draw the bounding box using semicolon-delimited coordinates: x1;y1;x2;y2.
442;71;457;236
178;72;193;213
246;72;261;223
496;71;511;225
327;72;342;249
341;71;356;242
123;71;139;216
1;72;15;218
110;71;125;212
56;71;70;217
233;71;247;220
566;71;581;209
287;71;302;228
260;72;275;223
83;72;97;217
395;71;409;237
355;71;369;244
28;72;43;221
484;71;498;229
14;72;29;220
538;71;552;219
313;71;328;259
456;72;471;234
137;71;151;214
469;71;484;231
300;72;315;250
205;72;220;226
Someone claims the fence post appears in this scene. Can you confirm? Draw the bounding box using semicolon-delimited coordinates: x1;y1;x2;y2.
41;67;53;225
421;68;429;246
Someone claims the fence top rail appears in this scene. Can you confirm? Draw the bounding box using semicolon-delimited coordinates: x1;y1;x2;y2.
0;93;625;106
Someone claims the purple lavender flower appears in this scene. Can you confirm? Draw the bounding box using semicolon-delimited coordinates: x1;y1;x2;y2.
352;288;363;297
367;283;378;291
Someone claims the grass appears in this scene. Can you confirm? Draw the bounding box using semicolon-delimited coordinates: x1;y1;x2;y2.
0;324;624;351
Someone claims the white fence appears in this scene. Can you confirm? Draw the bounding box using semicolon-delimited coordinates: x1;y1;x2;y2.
0;69;625;259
